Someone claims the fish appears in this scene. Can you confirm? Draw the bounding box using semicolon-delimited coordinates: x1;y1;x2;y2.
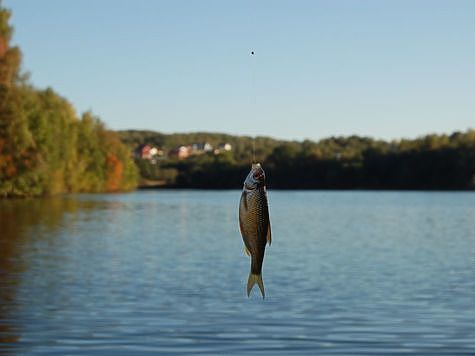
239;163;271;298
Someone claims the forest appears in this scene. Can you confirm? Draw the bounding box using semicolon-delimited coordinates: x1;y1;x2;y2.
121;129;475;190
0;6;138;197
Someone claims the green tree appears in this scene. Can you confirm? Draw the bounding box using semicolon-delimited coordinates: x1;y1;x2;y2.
0;3;138;197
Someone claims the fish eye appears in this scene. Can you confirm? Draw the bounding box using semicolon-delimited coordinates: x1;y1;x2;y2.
253;170;264;179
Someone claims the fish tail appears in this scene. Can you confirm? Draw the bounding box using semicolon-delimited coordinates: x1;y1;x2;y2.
247;273;265;299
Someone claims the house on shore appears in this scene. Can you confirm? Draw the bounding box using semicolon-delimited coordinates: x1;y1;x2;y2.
169;145;192;159
169;142;215;159
214;143;232;154
191;142;213;154
134;144;164;162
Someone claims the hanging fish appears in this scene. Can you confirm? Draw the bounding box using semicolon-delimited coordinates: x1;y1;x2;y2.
239;163;271;298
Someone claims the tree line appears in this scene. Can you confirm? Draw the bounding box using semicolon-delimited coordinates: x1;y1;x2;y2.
0;5;138;197
264;133;475;190
122;130;475;190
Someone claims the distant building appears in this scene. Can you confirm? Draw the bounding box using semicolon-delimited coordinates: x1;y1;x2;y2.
135;144;164;160
214;143;232;154
168;142;218;159
191;142;213;154
219;143;232;151
169;145;192;159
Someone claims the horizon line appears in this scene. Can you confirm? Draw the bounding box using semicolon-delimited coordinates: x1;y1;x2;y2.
116;126;475;143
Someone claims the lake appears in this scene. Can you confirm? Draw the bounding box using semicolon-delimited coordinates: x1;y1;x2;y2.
1;191;475;354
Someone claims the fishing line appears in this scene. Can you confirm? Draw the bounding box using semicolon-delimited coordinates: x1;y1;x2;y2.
250;49;256;164
252;135;256;163
249;2;257;165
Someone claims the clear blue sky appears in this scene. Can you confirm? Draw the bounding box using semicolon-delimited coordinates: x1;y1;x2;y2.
4;0;475;141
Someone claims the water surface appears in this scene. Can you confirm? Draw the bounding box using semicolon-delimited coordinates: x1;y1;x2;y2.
1;191;475;354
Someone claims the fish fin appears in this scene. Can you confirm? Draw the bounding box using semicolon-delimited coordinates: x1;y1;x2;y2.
247;273;265;299
266;225;272;246
244;247;251;256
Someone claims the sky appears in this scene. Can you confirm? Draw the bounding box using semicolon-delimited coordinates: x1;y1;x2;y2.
4;0;475;141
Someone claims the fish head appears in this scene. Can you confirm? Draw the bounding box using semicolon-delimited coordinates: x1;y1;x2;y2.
244;163;266;190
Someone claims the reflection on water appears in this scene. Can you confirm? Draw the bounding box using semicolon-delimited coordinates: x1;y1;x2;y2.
0;191;475;354
0;198;109;347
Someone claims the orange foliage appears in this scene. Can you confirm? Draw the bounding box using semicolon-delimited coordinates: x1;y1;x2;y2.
0;36;6;57
0;154;15;177
105;153;123;192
